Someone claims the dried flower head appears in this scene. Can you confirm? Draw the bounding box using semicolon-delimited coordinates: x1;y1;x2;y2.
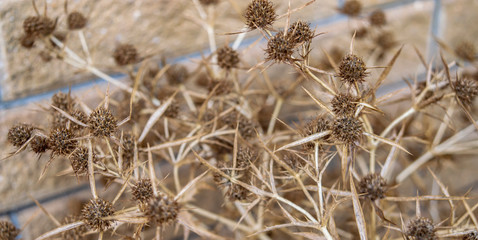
217;46;240;70
70;146;96;176
70;109;88;131
340;0;362;17
61;216;88;240
0;220;20;240
144;193;180;225
354;27;368;39
375;31;396;50
265;31;295;63
121;133;135;167
244;0;276;30
132;178;153;204
288;21;314;44
237;146;256;168
52;91;73;111
7;123;34;147
369;9;386;26
222;112;256;138
23;16;56;36
67;11;87;30
166;64;189;85
453;77;478;107
113;44;138;66
358;173;387;201
31;136;49;154
463;231;478;240
81;198;115;231
20;34;35;48
455;41;476;62
405;217;436;240
301;116;331;149
331;93;359;117
337;54;368;85
88;107;118;137
332;117;363;145
49;127;78;156
199;0;220;6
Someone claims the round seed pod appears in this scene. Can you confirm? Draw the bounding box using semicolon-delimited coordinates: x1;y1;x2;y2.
265;31;295;63
455;41;476;62
31;135;49;154
52;91;73;111
0;220;20;240
288;21;314;44
340;0;362;17
337;54;368;85
375;31;396;50
332;117;363;145
463;231;478;240
454;77;478;107
199;0;219;5
301;116;331;149
88;107;118;137
70;109;88;131
331;93;359;117
244;0;276;30
7;123;34;147
217;46;240;70
144;193;180;225
23;16;56;36
121;133;135;169
369;9;386;27
405;217;436;240
164;100;180;119
69;146;96;176
67;11;87;30
354;27;368;39
81;198;115;231
166;64;189;85
49;127;78;156
61;215;88;240
208;78;233;96
113;44;138;66
132;178;153;204
20;34;35;48
358;173;387;201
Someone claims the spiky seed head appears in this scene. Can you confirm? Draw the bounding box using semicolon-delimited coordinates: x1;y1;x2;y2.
301;116;331;149
132;178;153;204
265;31;295;63
369;9;386;26
338;54;368;85
7;123;34;147
358;173;387;201
88;107;118;137
244;0;276;30
113;44;138;66
67;11;87;30
52;91;73;111
332;117;363;145
375;31;396;50
217;46;240;70
199;0;220;6
455;41;476;62
288;21;314;44
0;220;20;240
354;27;368;39
228;184;249;201
81;198;114;231
454;77;478;107
23;16;56;36
20;34;35;48
31;136;49;154
70;147;96;176
405;217;437;240
463;231;478;240
70;109;88;131
144;193;180;225
213;162;250;201
237;146;256;168
340;0;362;17
331;93;359;117
164;100;180;118
61;215;88;240
223;112;256;139
49;127;78;156
166;64;189;85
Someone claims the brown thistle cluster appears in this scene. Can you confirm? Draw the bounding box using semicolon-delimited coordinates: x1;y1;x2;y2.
301;116;331;150
67;11;87;30
340;0;362;17
357;173;387;201
69;146;97;176
217;46;240;70
265;22;314;63
331;93;359;117
405;217;437;240
464;231;478;240
23;16;56;37
453;77;478;107
113;44;139;66
132;178;154;204
61;216;89;240
88;107;118;137
81;198;115;231
332;116;363;145
7;123;34;148
337;54;368;85
49;127;78;156
288;21;315;44
143;193;180;225
369;9;386;27
30;136;49;154
244;0;276;30
0;221;20;240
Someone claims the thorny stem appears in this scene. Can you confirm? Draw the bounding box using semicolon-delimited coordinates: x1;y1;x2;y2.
267;97;283;135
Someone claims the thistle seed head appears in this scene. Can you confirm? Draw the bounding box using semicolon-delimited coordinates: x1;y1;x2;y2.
337;54;368;85
132;178;153;204
70;146;96;176
369;9;386;27
7;123;34;147
121;133;135;168
375;31;396;50
81;198;115;231
31;135;49;154
455;41;476;62
23;16;56;36
61;215;88;240
332;117;363;145
0;220;20;240
331;93;359;117
52;91;73;111
463;231;478;240
88;107;118;137
67;11;87;30
301;116;331;149
70;109;88;131
166;64;189;85
265;31;295;63
288;21;314;44
244;0;276;30
454;77;478;107
405;217;437;240
340;0;362;17
208;78;233;96
358;173;387;201
49;127;78;156
113;44;138;66
217;46;240;70
144;193;180;225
